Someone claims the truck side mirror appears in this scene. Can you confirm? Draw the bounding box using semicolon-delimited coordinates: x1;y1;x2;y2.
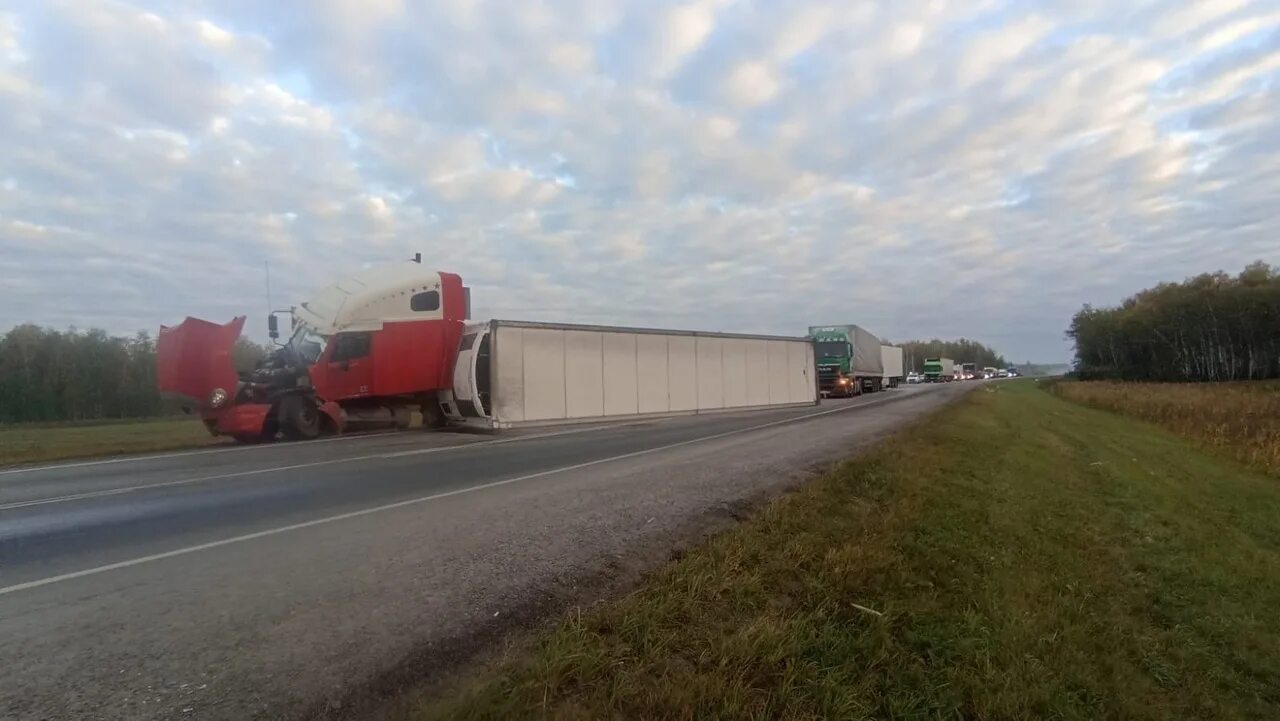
268;314;279;340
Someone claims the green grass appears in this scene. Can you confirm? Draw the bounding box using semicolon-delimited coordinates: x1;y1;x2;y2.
0;417;225;466
405;380;1280;721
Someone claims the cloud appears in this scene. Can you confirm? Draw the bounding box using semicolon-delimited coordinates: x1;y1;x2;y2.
654;1;722;78
1196;10;1280;51
956;15;1055;88
0;0;1277;362
723;60;779;106
889;23;925;57
770;3;835;59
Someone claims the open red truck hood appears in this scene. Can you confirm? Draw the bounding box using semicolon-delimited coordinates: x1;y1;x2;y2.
156;316;245;406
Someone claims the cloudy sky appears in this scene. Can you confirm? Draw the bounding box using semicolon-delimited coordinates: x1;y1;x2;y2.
1;0;1277;362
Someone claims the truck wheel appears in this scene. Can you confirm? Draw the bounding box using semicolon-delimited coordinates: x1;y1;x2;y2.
280;395;321;440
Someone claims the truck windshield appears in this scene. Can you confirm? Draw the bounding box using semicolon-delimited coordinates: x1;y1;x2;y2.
286;325;324;365
815;341;849;358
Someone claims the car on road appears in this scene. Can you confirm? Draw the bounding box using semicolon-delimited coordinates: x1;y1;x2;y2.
907;372;922;384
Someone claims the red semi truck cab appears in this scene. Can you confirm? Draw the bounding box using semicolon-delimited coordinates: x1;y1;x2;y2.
157;261;469;442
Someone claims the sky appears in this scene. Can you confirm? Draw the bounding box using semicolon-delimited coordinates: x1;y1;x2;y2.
0;1;1277;363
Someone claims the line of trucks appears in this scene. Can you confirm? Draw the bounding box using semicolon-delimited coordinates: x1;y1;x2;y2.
157;259;909;442
919;359;1020;382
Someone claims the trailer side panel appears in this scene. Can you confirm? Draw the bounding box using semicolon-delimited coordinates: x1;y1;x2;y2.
479;321;816;428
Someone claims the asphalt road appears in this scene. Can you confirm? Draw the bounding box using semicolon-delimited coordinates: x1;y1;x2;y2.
0;383;969;720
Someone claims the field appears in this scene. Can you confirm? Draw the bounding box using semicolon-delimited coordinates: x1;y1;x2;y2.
403;381;1280;720
1051;380;1280;477
0;417;225;466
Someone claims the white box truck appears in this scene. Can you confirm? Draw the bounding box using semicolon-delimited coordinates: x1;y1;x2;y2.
880;345;904;388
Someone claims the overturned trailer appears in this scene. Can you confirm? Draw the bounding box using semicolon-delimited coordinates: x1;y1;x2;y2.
444;320;819;429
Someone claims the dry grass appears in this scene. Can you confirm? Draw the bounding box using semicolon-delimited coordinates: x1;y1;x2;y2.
399;382;1280;721
1052;380;1280;477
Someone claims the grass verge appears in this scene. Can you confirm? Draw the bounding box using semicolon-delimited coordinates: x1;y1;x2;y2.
1050;379;1280;477
405;380;1280;721
0;417;225;466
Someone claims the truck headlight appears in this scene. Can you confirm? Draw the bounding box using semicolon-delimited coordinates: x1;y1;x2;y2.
209;388;229;408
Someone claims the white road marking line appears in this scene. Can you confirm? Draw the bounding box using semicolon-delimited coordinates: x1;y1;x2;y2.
376;421;665;458
0;389;920;478
0;429;411;477
0;419;686;511
0;424;645;511
0;412;682;479
0;460;353;512
0;393;906;597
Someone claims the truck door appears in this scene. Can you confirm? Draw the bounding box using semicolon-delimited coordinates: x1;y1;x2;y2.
320;331;375;400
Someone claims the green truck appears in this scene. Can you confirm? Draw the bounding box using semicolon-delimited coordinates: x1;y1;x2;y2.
808;325;884;397
923;357;955;382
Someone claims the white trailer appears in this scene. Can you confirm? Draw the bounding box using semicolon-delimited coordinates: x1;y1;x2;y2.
443;320;818;428
880;345;904;388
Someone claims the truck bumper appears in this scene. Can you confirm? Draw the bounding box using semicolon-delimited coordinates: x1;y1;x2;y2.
202;403;273;439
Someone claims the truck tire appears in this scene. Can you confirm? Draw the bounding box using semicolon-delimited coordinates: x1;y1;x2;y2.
279;395;321;440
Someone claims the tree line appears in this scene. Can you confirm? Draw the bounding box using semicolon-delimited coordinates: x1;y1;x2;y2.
0;324;268;424
1068;260;1280;382
893;339;1008;374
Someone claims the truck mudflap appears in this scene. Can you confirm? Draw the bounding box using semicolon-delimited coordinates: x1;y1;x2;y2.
319;400;345;434
157;316;245;407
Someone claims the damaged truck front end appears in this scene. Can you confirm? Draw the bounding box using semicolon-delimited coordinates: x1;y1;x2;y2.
157;316;330;442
